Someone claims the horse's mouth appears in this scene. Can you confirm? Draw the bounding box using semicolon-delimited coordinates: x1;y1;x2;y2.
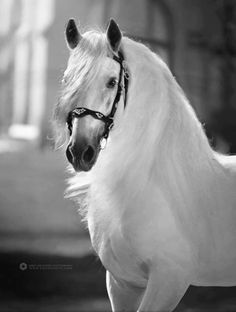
73;159;96;172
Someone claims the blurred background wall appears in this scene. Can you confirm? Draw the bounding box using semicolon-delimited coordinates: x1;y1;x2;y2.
0;1;236;311
0;0;235;151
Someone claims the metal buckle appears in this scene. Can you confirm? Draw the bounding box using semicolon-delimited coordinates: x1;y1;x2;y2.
100;137;107;150
122;60;129;80
96;112;104;119
108;121;114;131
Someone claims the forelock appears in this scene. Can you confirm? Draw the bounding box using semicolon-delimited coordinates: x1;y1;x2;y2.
65;31;108;90
55;31;108;122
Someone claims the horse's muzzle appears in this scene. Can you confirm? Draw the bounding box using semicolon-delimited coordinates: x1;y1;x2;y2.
66;137;98;172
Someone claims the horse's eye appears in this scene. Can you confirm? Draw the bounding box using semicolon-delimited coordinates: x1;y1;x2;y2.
106;77;117;89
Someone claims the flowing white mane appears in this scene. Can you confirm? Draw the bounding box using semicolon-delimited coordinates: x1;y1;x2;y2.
59;21;236;311
66;34;236;236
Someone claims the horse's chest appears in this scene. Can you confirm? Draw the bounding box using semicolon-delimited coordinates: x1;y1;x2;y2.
87;209;147;286
86;181;192;285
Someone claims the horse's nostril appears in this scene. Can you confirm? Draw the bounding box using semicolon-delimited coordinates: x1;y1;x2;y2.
82;145;95;164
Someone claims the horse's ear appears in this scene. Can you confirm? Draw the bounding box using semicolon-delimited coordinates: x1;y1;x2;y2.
106;19;122;52
65;18;82;50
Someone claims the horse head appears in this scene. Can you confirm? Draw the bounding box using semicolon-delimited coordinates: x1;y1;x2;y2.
57;19;128;172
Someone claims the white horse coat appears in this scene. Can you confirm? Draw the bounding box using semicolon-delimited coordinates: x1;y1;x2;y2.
57;19;236;312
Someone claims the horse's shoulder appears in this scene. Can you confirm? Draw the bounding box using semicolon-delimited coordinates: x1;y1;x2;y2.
216;153;236;176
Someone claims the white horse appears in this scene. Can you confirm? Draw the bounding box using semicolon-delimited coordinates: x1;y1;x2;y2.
54;18;236;312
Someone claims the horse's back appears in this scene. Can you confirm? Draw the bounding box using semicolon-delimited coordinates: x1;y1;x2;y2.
214;153;236;215
216;153;236;175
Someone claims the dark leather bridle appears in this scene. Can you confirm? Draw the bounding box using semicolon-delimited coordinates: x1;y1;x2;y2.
66;50;129;141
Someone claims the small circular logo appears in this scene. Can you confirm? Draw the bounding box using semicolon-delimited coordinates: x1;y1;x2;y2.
19;262;27;271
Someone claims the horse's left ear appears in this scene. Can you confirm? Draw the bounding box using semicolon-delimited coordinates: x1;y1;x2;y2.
65;18;82;50
106;19;122;52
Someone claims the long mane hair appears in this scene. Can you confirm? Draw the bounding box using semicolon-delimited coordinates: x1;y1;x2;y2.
58;31;236;247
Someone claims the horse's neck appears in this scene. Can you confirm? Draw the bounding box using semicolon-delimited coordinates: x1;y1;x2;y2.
96;42;230;214
93;39;234;207
110;41;216;192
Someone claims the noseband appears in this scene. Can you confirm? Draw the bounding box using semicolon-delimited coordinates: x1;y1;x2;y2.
66;50;129;141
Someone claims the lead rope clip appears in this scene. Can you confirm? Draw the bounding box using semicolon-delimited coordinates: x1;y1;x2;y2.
100;137;107;150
